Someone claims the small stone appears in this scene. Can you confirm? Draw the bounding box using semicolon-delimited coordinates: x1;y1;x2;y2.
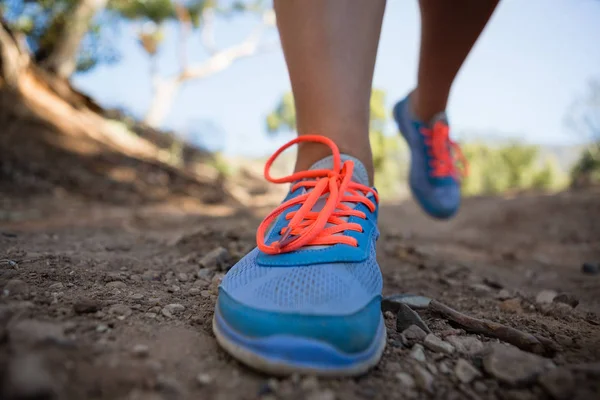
129;274;142;282
199;247;230;270
384;311;394;319
402;325;427;345
105;281;127;289
188;288;201;296
108;304;132;317
142;270;161;281
500;298;523;313
483;343;555;385
96;324;109;333
413;365;434;393
177;272;189;282
197;268;215;281
161;303;185;318
130;293;144;301
48;282;64;291
167;285;180;293
9;319;67;346
132;344;149;358
200;290;212;298
73;299;100;314
444;336;484;355
210;273;225;294
474;381;487;393
147;297;161;305
470;283;492;294
439;361;451;374
396;372;416;388
5;353;56;399
581;262;599;275
3;279;29;297
381;294;432;312
396;303;431;333
306;389;335;400
196;373;212;386
145;312;157;319
423;334;454;354
454;358;481;383
300;375;319;391
496;289;514;300
538;367;574;400
536;290;557;304
410;344;426;362
553;293;579;308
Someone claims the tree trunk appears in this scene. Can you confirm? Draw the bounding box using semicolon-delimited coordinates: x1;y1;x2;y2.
41;0;108;79
144;78;181;128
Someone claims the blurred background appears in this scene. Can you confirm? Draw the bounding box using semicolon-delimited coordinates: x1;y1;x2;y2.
0;0;599;201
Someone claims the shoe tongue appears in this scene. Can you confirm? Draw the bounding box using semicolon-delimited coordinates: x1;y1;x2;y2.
308;154;370;186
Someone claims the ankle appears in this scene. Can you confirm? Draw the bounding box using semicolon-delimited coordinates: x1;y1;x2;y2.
411;88;449;123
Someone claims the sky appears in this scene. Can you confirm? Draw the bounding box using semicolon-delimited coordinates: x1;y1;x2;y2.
73;0;600;157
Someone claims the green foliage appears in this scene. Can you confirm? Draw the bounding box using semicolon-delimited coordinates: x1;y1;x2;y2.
571;145;600;187
461;142;567;196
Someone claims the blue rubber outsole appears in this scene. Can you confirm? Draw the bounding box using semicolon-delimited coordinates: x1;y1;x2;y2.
212;306;387;377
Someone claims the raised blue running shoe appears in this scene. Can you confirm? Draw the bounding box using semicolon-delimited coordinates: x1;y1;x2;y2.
393;94;468;219
213;135;386;377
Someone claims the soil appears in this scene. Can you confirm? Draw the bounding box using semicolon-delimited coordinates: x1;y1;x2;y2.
1;185;599;400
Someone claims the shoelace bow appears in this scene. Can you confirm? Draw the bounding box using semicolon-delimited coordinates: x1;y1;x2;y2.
256;135;379;255
421;121;469;179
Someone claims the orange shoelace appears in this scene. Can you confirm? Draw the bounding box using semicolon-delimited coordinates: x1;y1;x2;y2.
256;135;379;255
421;121;469;179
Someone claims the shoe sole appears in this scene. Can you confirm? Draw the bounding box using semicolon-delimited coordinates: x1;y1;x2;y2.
212;306;387;377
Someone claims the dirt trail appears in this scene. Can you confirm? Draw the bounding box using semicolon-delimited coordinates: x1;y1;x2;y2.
1;188;599;400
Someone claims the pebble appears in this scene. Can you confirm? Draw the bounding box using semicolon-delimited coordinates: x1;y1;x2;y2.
9;319;67;346
536;290;557;304
132;344;149;358
538;367;574;400
105;281;127;289
300;375;319;391
199;247;230;270
384;311;394;319
96;323;109;333
5;353;56;399
48;282;64;291
3;279;29;297
197;268;215;281
396;303;431;333
402;325;427;345
196;373;213;386
200;290;212;298
438;361;451;375
161;303;185;318
423;334;454;355
108;304;132;317
410;344;426;362
210;273;225;294
581;262;599;275
396;372;416;388
444;336;484;356
130;293;144;301
381;294;432;312
413;365;434;393
306;389;335;400
177;272;189;282
469;283;492;294
188;288;201;296
496;289;514;300
553;293;579;308
500;298;523;313
483;343;555;385
73;299;100;314
142;270;161;281
474;381;488;393
145;312;157;319
454;358;481;383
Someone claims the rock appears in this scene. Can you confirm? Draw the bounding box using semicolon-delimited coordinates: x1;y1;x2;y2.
444;336;484;355
196;268;215;281
177;272;189;282
454;358;481;383
9;319;67;346
130;293;144;301
410;344;426;362
300;375;319;391
381;294;432;312
423;334;454;355
200;290;212;298
306;389;335;400
413;365;434;393
402;325;427;345
142;270;161;281
538;367;574;400
73;299;100;314
396;372;416;388
581;262;599;275
384;311;394;319
96;324;109;333
4;353;56;400
483;343;555;385
161;304;185;318
541;302;573;318
48;282;64;291
132;344;149;358
188;288;201;296
500;298;523;313
473;381;487;393
199;247;230;270
145;312;157;319
3;279;29;297
470;283;492;294
536;290;557;304
496;289;514;300
553;293;579;308
108;304;132;317
438;361;450;375
396;303;431;333
105;281;127;289
210;273;225;294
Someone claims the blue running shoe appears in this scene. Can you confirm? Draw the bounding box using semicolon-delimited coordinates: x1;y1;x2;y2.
393;94;468;219
213;135;386;377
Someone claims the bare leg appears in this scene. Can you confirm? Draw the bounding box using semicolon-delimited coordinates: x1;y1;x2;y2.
413;0;499;122
274;0;386;183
